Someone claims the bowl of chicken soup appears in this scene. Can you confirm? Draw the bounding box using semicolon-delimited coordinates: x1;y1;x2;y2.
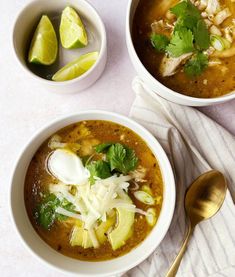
10;110;175;276
126;0;235;106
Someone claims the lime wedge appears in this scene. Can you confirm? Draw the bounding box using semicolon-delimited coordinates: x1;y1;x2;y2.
52;52;99;81
60;6;88;49
28;15;58;65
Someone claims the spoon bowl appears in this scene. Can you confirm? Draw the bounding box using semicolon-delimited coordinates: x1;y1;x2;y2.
185;170;227;227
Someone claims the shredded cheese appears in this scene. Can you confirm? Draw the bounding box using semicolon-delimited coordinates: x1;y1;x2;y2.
49;164;148;246
55;207;82;220
49;174;143;230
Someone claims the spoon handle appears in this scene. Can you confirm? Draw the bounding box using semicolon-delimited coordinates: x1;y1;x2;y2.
165;223;194;277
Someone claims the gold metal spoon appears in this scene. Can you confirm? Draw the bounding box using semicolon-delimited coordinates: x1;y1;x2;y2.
166;170;227;277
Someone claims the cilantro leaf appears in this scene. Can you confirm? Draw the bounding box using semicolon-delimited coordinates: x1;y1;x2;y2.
123;147;139;173
36;194;59;229
107;143;126;171
174;14;198;31
95;142;114;153
193;19;210;50
151;34;170;52
170;0;209;51
184;52;208;76
150;0;210;58
36;194;75;229
171;0;200;19
170;1;188;17
94;142;139;175
106;143;138;174
185;0;201;19
166;28;194;57
56;198;75;221
87;160;111;184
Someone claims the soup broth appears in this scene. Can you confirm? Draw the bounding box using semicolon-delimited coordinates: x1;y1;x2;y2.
24;120;163;261
132;0;235;98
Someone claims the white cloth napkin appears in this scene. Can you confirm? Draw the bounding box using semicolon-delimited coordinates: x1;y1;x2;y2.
124;77;235;277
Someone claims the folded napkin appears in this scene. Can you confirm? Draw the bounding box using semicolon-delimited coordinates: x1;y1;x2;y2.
124;77;235;277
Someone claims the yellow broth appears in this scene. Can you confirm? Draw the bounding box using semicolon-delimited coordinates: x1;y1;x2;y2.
24;120;163;261
132;0;235;98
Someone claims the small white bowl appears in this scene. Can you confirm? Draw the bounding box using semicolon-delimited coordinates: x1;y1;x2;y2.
12;0;107;94
9;110;175;276
126;0;235;106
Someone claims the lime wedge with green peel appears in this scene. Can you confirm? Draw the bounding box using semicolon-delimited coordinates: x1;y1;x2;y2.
28;15;58;65
60;6;88;49
52;52;99;81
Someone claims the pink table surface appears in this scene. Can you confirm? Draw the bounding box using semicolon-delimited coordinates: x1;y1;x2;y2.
0;0;234;276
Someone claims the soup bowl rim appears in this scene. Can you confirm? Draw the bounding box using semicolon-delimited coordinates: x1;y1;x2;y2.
126;0;235;106
9;110;175;276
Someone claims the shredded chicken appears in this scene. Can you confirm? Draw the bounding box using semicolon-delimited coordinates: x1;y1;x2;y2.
214;8;231;25
198;0;208;10
166;10;176;21
201;11;208;18
129;166;147;183
48;135;81;152
159;53;193;77
208;58;222;66
151;20;164;34
80;139;100;156
151;20;173;36
204;18;213;27
157;0;179;15
224;28;233;43
205;0;220;15
65;123;91;140
210;25;222;36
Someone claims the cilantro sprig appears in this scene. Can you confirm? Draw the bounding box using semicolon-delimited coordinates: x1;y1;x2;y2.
106;143;138;174
87;160;112;184
151;34;169;52
95;142;113;153
35;194;75;229
193;19;210;50
166;28;194;57
170;0;200;21
150;0;210;76
86;142;138;181
184;52;208;76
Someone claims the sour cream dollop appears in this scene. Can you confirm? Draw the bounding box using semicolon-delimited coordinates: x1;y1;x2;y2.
47;149;90;185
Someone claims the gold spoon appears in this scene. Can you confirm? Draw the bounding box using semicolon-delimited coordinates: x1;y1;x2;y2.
166;170;227;277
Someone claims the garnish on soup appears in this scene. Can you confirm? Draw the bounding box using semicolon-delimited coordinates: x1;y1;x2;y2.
133;0;235;98
24;121;163;261
150;0;231;77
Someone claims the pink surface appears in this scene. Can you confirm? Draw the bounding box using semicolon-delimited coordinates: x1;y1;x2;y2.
0;0;234;276
199;101;235;135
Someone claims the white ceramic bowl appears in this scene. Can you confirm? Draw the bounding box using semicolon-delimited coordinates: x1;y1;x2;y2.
10;110;175;276
126;0;235;106
12;0;107;94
